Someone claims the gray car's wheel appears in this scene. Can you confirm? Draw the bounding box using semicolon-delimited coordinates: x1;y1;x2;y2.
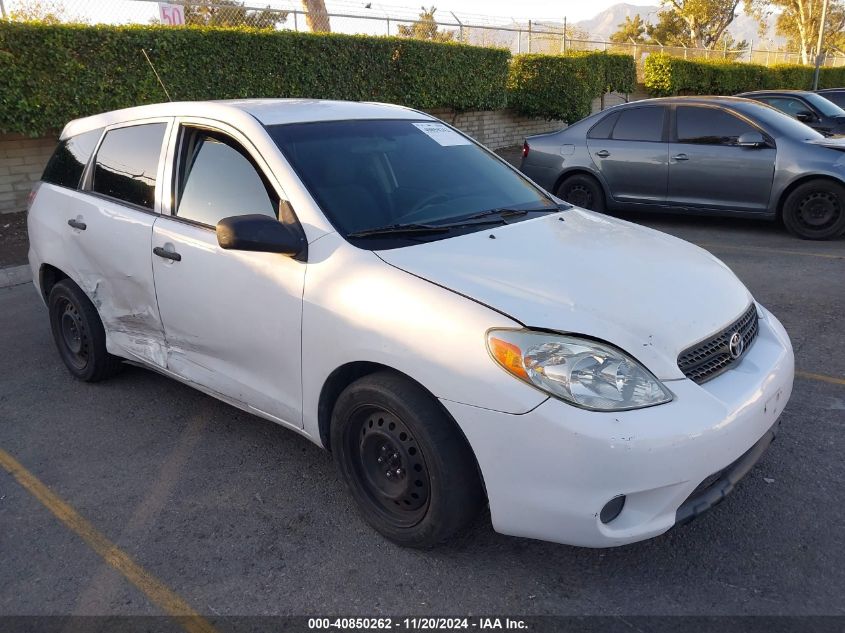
782;180;845;240
556;174;606;212
48;279;123;382
331;371;484;548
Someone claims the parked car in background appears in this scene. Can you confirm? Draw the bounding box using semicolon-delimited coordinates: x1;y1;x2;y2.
521;96;845;240
736;90;845;136
29;99;794;549
816;88;845;109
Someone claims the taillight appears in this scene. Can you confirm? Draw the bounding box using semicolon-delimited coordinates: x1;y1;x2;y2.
522;141;530;158
27;183;41;211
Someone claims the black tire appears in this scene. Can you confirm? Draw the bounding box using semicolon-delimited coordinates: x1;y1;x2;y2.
48;279;123;382
782;179;845;240
556;173;606;212
331;371;484;548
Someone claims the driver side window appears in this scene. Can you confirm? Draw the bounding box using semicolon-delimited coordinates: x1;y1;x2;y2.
175;128;278;227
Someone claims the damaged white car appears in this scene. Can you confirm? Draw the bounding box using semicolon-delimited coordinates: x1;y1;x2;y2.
28;100;794;548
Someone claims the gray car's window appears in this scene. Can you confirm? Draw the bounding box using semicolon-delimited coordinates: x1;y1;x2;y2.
176;130;277;227
759;97;812;117
611;107;665;142
802;92;845;117
587;112;619;139
42;128;103;190
92;123;166;209
676;107;757;146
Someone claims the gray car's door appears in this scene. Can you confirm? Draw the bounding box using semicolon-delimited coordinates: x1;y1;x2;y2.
586;105;668;204
667;105;776;213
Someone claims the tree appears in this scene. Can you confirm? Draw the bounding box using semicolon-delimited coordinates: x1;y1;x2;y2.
757;0;845;63
610;15;648;43
183;0;286;29
650;0;747;49
5;0;86;23
397;6;455;42
301;0;331;32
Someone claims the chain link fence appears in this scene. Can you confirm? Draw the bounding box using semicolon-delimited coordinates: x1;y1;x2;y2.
2;0;844;70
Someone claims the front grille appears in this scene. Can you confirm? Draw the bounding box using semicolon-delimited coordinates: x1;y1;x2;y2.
678;303;759;384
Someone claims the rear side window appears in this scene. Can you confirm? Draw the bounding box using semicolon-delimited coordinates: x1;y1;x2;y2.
611;107;665;142
587;112;620;139
92;123;167;209
41;128;103;189
676;107;757;145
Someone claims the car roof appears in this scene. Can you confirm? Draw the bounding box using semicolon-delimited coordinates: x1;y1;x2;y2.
736;90;813;96
61;99;432;140
816;88;845;93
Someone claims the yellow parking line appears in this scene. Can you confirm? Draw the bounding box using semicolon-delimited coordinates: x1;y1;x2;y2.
696;243;845;260
797;371;845;386
0;447;218;633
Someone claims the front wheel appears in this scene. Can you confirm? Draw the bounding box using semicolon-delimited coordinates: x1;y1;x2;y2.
331;371;484;548
555;173;606;212
782;180;845;240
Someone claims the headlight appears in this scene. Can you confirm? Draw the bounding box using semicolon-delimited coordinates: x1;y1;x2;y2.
487;329;673;411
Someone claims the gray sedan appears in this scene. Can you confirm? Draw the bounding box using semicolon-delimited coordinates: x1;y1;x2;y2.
521;96;845;239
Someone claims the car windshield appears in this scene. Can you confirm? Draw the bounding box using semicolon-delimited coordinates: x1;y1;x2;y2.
803;92;845;117
268;120;559;243
740;101;825;140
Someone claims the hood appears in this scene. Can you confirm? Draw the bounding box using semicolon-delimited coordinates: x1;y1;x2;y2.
377;209;753;380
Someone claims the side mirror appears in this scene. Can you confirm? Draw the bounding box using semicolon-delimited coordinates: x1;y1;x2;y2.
737;132;767;148
216;214;306;257
795;110;815;122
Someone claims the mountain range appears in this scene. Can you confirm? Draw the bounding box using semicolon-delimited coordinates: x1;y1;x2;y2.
572;2;786;48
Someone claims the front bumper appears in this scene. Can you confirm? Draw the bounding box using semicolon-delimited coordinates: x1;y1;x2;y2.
442;305;794;548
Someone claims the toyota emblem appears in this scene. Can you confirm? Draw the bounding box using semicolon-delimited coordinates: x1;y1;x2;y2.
728;332;744;359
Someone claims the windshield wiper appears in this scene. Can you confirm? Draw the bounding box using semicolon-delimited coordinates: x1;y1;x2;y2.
434;205;562;228
346;223;451;238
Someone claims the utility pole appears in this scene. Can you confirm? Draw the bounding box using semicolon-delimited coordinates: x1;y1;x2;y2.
0;0;6;20
563;16;567;54
450;11;464;43
812;0;830;89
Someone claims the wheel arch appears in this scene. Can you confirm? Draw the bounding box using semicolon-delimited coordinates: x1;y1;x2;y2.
316;361;487;497
776;174;845;220
39;263;70;303
552;168;611;202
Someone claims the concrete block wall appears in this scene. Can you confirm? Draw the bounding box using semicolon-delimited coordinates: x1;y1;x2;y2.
428;108;567;150
0;133;58;214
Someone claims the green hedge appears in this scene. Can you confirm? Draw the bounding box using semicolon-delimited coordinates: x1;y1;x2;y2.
643;53;845;96
507;52;636;122
0;22;510;136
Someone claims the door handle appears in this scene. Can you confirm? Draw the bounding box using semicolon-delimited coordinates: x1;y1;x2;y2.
67;218;87;231
595;150;610;158
153;246;182;262
672;153;689;161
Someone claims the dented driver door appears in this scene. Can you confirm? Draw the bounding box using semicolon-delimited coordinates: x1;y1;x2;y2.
150;119;306;428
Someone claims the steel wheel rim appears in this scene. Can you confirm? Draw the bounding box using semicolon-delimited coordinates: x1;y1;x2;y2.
565;184;593;209
347;406;430;527
796;190;840;230
57;298;89;370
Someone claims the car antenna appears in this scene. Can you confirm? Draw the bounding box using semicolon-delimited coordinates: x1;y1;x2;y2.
141;48;173;102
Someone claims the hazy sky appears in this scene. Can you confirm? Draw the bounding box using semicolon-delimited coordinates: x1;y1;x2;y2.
2;0;636;30
354;0;630;22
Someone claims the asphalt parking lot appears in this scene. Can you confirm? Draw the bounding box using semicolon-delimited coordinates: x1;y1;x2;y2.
1;193;844;625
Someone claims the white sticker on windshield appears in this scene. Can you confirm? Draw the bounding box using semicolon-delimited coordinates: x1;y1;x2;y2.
412;122;472;147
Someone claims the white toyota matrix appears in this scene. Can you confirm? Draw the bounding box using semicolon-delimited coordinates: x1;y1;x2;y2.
28;100;794;548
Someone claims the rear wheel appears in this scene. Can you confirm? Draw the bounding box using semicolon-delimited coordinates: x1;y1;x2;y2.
331;371;484;548
48;279;123;382
556;173;606;212
782;180;845;240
